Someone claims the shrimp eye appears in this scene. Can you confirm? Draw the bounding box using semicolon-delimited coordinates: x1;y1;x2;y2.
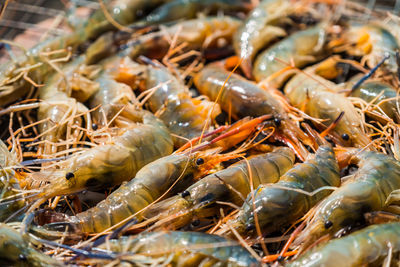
324;220;333;229
341;133;349;141
92;123;98;130
196;158;204;165
18;254;27;261
274;117;281;126
245;223;255;231
65;172;75;180
181;190;190;197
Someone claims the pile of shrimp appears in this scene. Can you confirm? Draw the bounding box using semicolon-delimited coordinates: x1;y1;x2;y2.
2;0;400;266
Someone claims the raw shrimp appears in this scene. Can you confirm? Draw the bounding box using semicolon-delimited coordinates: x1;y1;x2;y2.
38;108;173;199
142;147;295;230
234;0;315;78
137;64;220;147
339;23;399;73
284;57;371;147
253;24;327;87
85;1;247;64
0;223;63;267
0;0;171;107
295;150;400;251
124;16;242;61
132;0;250;29
350;79;400;123
95;231;260;266
0;141;24;222
194;63;311;159
48;150;235;233
38;57;96;155
223;145;339;236
289;222;400;267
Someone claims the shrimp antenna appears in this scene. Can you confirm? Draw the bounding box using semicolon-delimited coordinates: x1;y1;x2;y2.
351;54;390;93
20;156;69;166
91;217;138;248
30;235;116;260
138;55;163;68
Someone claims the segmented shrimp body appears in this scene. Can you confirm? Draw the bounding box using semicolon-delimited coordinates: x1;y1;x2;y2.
350;80;400;123
234;0;313;78
58;151;228;233
295;150;400;251
225;145;339;236
284;58;371;147
0;142;24;222
40;108;173;199
194;64;311;159
138;65;220;147
0;223;63;267
97;231;260;266
289;222;400;267
143;147;295;229
253;24;326;87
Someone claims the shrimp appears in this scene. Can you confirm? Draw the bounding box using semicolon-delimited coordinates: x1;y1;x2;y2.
132;0;250;29
85;1;247;64
338;23;399;74
295;150;400;251
234;0;316;78
37;108;173;199
81;0;172;40
350;79;400;123
136;64;220;147
0;141;24;222
194;63;311;160
124;16;242;61
284;57;371;147
288;222;400;267
0;34;81;107
38;57;97;155
94;231;260;266
0;0;170;107
252;24;327;87
221;145;339;236
142;147;295;230
46;150;236;234
0;223;64;267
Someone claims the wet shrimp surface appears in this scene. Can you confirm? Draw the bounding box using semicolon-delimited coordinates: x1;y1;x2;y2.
1;0;400;266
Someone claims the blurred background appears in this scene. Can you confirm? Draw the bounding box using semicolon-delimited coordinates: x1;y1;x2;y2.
0;0;399;62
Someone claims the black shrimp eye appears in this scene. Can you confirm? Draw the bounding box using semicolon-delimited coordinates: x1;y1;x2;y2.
181;190;190;197
196;158;204;165
191;219;200;226
274;117;281;126
341;133;350;141
92;123;98;131
65;172;75;180
245;223;255;231
18;254;27;261
324;220;333;229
